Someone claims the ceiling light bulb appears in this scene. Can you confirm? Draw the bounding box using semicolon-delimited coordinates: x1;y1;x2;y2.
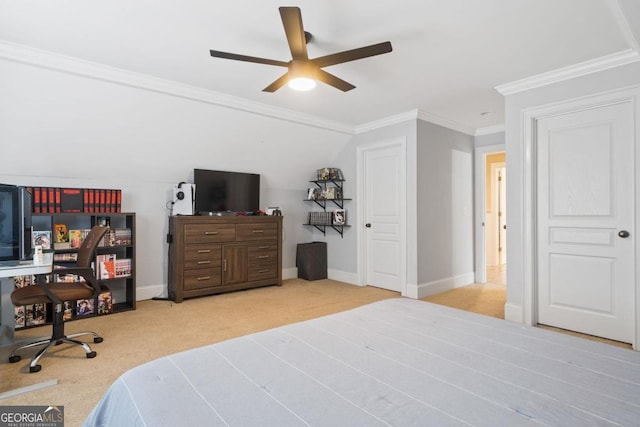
288;77;316;91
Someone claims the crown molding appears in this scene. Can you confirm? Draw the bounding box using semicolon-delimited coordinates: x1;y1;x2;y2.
416;110;476;135
0;40;354;135
351;109;479;136
496;49;640;96
608;0;640;51
354;110;419;134
474;124;505;136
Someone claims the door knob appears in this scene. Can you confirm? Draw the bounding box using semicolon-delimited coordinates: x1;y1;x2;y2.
365;223;371;228
618;230;630;238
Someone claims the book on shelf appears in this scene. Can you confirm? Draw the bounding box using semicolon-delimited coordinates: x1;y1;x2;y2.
307;211;333;225
53;252;78;262
28;186;122;213
76;298;94;317
63;301;74;321
316;168;343;181
60;188;83;213
115;258;132;278
14;306;25;329
32;230;52;250
25;303;47;327
53;223;70;249
69;229;90;249
97;254;117;279
97;286;113;315
114;228;132;245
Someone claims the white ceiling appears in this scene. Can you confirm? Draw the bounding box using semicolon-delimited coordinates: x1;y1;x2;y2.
1;0;638;134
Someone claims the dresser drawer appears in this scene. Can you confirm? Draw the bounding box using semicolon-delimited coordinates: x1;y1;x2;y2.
184;267;222;290
236;223;278;241
184;224;235;244
247;241;278;263
184;245;222;270
248;261;277;281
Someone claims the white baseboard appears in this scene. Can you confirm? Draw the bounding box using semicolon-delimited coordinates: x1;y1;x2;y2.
504;303;523;323
136;283;167;301
411;272;476;299
137;269;360;301
282;267;297;280
327;269;359;285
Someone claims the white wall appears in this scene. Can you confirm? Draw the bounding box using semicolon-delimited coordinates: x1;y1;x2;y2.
503;60;640;322
0;58;352;299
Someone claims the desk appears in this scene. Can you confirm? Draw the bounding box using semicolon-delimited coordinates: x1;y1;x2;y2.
0;253;53;347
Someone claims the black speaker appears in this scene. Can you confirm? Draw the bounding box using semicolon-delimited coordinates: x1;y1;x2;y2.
176;182;186;200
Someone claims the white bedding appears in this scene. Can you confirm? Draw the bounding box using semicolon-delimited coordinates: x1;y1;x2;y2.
84;298;640;426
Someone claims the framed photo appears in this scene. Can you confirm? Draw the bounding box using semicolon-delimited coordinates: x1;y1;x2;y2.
332;209;346;225
32;230;51;250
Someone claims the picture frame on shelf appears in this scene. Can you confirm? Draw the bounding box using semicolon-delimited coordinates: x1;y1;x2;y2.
32;230;51;250
332;209;346;225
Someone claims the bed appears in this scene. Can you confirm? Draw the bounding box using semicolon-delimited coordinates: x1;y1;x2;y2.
83;298;640;426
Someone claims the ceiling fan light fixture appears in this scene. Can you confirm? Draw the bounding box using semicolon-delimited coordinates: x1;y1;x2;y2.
288;60;318;91
288;77;316;91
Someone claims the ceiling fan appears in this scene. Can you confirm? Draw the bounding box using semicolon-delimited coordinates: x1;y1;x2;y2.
209;6;392;92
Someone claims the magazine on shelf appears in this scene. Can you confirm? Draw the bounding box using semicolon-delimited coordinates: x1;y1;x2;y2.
97;287;113;315
76;299;94;317
54;223;70;249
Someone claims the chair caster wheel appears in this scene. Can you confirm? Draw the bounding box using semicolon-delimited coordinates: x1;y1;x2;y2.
87;351;97;359
30;365;42;373
94;337;104;344
8;355;21;363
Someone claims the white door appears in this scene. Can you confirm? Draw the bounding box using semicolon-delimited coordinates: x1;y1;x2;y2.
536;101;635;343
362;143;406;292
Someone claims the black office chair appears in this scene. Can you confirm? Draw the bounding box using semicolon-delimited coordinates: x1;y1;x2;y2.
9;225;109;373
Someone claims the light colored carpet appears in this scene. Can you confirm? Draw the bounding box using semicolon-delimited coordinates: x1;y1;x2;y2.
1;279;397;426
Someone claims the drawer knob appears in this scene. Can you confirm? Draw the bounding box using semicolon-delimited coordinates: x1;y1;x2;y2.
259;245;269;249
205;231;219;235
258;255;269;259
197;276;211;281
197;249;211;254
252;230;265;233
258;269;269;273
197;260;211;265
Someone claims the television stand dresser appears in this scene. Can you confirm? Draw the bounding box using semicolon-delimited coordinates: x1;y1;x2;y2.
167;215;282;302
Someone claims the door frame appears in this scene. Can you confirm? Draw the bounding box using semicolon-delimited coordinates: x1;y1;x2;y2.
356;138;408;296
521;86;640;349
474;144;505;283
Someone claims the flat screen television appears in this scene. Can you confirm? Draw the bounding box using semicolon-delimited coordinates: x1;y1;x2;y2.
0;184;32;262
193;169;260;214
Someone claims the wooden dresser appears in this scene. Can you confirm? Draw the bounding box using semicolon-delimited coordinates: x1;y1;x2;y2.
168;215;283;302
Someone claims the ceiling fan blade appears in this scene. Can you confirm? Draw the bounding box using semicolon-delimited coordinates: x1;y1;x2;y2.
312;41;392;68
210;50;289;67
263;73;290;92
279;7;308;60
316;69;356;92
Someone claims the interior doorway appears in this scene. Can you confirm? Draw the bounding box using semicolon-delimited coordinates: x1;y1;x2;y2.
474;145;506;285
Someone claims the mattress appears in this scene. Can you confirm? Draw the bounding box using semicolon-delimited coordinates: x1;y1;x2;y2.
84;298;640;426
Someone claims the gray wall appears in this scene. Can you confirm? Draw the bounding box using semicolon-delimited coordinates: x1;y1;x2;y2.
475;131;505;148
342;120;418;287
416;120;474;294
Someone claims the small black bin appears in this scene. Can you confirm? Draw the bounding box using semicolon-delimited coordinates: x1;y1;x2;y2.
296;242;327;281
